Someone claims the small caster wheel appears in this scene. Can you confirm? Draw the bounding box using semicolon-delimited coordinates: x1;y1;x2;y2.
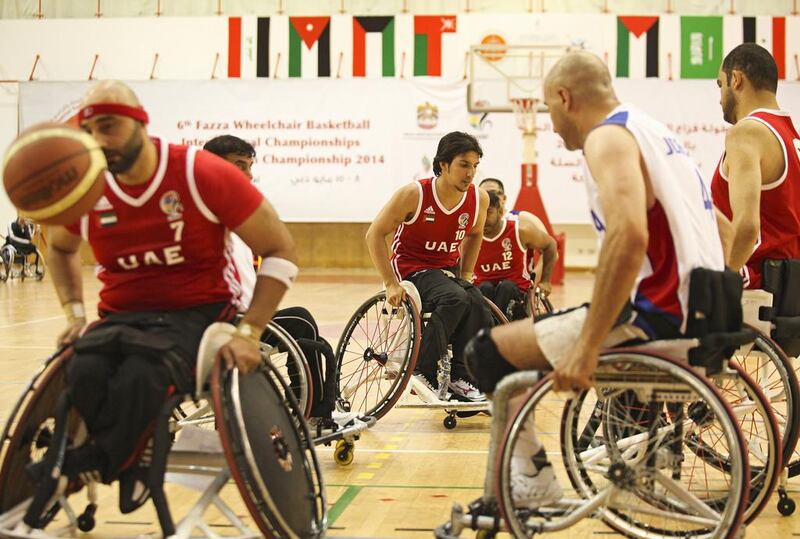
77;504;97;532
778;496;796;516
334;439;354;466
443;415;457;430
476;529;496;539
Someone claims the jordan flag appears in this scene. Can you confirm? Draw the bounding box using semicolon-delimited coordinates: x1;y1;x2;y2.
353;16;395;77
228;17;271;78
414;15;457;76
616;16;660;78
289;17;331;78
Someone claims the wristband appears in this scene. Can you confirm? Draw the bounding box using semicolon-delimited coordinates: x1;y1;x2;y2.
257;257;299;289
235;321;264;346
63;301;86;322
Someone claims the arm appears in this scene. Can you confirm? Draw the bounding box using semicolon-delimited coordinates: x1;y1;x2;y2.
714;206;734;266
365;183;420;306
554;125;649;391
459;188;489;282
46;226;87;346
724;122;764;271
518;212;558;295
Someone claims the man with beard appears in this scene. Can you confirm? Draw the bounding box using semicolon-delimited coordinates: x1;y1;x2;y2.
711;43;800;290
366;131;491;401
26;80;297;523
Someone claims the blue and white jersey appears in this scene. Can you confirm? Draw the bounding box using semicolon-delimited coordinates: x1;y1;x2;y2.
582;104;724;333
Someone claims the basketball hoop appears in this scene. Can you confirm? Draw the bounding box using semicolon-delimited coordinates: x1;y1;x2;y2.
510;97;539;135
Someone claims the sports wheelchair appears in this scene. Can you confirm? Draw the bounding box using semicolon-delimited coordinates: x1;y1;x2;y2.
437;268;782;538
0;241;44;282
335;278;508;430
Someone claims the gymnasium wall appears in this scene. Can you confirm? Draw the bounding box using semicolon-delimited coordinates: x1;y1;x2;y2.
0;1;798;269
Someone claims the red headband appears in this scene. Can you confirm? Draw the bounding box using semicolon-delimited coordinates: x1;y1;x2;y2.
78;103;149;124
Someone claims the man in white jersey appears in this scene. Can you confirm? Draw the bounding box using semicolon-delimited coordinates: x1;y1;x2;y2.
464;51;724;508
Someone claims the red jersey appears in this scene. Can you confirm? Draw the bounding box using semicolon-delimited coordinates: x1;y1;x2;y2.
474;218;531;291
390;177;479;281
711;109;800;289
67;139;263;313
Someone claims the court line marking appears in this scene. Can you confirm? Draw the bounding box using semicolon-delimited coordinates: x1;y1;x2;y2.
327;483;482;490
328;485;362;526
0;345;54;350
0;315;64;329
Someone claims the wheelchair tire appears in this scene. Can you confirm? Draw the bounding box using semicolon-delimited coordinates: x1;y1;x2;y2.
262;321;314;419
211;359;326;539
334;292;421;420
497;350;749;539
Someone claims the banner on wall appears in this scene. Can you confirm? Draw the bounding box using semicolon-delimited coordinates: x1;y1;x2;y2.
16;79;800;224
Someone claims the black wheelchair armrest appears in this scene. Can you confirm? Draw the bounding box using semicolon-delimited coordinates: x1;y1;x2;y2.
698;328;756;350
772;316;800;339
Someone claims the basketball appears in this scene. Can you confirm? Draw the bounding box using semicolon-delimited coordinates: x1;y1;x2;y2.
1;123;107;225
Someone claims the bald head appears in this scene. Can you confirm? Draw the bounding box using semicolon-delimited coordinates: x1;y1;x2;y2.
82;80;141;108
544;51;616;104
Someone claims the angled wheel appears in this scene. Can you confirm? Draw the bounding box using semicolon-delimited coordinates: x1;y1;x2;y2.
335;292;421;420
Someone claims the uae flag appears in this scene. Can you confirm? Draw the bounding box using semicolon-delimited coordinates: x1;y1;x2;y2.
741;17;786;79
289;17;331;78
353;16;395;77
414;15;457;76
616;16;660;78
228;17;271;78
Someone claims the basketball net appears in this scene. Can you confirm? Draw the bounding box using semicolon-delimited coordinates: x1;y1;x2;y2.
510;97;539;163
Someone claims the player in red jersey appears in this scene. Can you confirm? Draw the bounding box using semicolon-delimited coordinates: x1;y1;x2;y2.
366;131;491;401
474;189;557;319
478;178;555;293
711;43;800;289
27;81;297;518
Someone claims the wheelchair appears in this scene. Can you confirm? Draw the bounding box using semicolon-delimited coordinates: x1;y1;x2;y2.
335;278;508;430
735;258;800;516
0;242;44;282
437;268;781;538
175;320;374;466
0;333;328;538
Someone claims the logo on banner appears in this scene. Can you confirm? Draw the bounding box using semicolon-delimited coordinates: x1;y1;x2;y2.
479;33;507;62
458;212;470;229
417;101;438;129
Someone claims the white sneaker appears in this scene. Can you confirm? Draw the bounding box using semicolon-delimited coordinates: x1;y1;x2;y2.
448;378;486;402
510;462;564;509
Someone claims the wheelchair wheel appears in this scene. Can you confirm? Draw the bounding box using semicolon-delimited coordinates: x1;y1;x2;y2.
484;296;509;325
0;349;73;515
530;288;554;320
211;358;326;538
262;321;313;419
28;251;45;281
497;351;749;539
0;245;15;281
732;325;800;479
335;292;421;420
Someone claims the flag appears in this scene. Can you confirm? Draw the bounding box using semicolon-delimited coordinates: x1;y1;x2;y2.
414;15;457;76
681;16;723;79
742;16;786;79
353;16;395;77
289;16;331;77
616;16;660;78
228;16;270;78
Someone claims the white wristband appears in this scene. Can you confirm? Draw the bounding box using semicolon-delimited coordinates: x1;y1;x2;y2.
257;257;299;289
63;301;86;321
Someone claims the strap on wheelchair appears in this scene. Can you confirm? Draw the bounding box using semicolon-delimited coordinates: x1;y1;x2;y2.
73;323;193;395
760;258;800;355
684;267;752;373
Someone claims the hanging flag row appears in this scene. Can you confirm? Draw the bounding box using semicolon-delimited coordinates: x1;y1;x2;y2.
227;14;800;80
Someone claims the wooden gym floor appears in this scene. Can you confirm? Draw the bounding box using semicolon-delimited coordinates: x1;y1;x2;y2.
0;269;799;538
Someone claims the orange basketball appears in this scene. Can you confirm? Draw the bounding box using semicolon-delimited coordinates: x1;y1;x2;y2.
2;122;107;225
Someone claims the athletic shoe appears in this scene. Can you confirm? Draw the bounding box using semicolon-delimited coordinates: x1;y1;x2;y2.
448;378;486;402
510;459;564;509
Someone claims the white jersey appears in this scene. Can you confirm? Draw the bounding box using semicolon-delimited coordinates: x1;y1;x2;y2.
230;234;256;309
583;104;723;333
